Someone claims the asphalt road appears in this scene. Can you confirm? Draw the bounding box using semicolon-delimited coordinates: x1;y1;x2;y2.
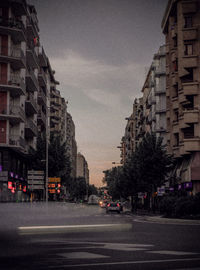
0;202;200;270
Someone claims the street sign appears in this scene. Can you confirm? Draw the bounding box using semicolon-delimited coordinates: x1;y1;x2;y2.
28;185;44;190
49;177;61;183
28;180;44;185
28;170;44;175
27;175;44;180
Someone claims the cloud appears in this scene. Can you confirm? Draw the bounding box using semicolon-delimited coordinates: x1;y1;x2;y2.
50;49;147;107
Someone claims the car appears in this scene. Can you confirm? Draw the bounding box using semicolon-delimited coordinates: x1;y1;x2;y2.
99;200;107;208
106;202;121;213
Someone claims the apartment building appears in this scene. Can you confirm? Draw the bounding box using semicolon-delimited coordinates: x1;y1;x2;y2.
154;45;167;145
76;152;89;185
66;112;77;179
0;0;39;201
162;0;200;194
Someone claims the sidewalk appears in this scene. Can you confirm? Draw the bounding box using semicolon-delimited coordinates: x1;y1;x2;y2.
123;207;200;225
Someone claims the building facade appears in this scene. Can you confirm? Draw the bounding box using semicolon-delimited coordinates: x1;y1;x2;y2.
162;0;200;194
0;0;77;201
66;112;77;179
76;152;89;185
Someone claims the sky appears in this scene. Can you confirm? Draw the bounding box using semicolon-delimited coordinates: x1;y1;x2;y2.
30;0;168;187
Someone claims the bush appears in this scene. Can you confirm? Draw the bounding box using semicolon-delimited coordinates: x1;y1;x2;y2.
175;196;194;217
160;192;200;218
160;195;177;217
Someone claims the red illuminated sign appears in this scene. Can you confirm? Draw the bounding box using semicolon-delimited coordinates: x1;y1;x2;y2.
8;181;12;189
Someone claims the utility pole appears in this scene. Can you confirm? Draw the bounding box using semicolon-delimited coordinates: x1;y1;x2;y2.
45;101;49;203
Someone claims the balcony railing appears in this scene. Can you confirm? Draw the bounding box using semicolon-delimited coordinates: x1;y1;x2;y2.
0;16;26;33
0;74;26;95
38;110;46;125
38;68;47;85
26;69;39;91
26;92;38;111
9;135;26;148
10;105;25;122
38;89;47;105
0;45;25;59
25;119;38;135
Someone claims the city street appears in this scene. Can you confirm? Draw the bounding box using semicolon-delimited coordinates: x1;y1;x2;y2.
0;202;200;270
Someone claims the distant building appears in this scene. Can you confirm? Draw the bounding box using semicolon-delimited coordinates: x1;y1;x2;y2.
66;112;77;179
76;153;89;185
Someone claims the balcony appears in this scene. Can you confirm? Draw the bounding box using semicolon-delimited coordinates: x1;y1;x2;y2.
0;74;25;96
171;72;178;86
182;108;199;124
9;135;26;149
0;46;25;69
26;44;39;69
182;55;198;68
26;69;39;92
172;97;178;109
38;68;47;87
182;2;197;14
155;66;165;77
0;105;25;124
155;83;166;95
37;110;46;126
27;15;39;39
25;119;37;138
0;17;26;42
11;0;27;16
38;47;47;67
171;50;177;62
25;93;38;115
171;24;177;38
155;107;166;114
182;138;200;153
51;110;61;119
182;27;197;41
182;82;199;96
38;89;47;106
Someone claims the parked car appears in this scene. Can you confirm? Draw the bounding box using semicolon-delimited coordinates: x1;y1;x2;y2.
106;202;121;213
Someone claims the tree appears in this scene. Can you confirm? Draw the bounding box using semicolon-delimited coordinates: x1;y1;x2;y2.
88;184;98;196
135;132;173;194
103;167;123;200
48;132;71;187
70;177;87;201
124;132;173;211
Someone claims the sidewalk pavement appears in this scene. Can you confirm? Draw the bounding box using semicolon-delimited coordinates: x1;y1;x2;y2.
123;207;200;225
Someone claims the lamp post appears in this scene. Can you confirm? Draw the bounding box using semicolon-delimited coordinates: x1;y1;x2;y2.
45;105;49;203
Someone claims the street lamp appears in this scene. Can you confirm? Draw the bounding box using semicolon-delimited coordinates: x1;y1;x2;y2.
45;104;49;203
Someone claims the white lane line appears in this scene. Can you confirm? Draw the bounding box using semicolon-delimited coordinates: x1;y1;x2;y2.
59;252;109;259
147;250;199;256
48;257;200;268
18;223;132;235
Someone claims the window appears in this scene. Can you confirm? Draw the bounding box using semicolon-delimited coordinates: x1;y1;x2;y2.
174;133;179;146
182;68;193;83
184;44;193;55
184;124;194;139
174;110;179;122
174;58;178;72
184;16;193;28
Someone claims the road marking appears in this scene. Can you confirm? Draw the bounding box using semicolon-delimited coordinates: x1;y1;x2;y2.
18;223;132;235
147;250;199;256
59;252;109;259
48;257;200;268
